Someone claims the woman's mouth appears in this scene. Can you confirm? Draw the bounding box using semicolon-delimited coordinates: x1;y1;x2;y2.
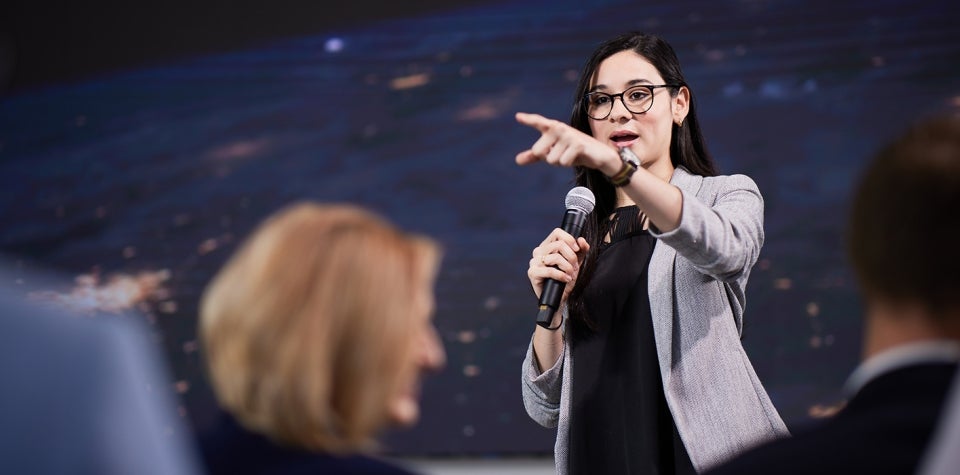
610;131;639;147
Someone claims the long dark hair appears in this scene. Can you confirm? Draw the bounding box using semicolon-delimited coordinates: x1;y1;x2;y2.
567;32;717;325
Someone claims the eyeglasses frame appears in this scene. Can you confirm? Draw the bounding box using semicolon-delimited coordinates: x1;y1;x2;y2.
583;84;682;120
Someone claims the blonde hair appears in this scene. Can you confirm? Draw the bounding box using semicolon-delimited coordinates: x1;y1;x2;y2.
199;202;440;453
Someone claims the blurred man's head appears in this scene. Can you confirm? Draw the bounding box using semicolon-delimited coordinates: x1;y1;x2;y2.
848;115;960;351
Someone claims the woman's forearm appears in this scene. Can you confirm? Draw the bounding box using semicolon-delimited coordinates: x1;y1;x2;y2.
532;311;564;372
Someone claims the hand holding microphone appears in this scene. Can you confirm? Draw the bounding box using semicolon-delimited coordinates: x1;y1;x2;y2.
530;186;595;328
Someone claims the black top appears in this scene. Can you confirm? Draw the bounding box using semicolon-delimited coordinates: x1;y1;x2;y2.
705;362;959;475
567;206;696;475
199;411;419;475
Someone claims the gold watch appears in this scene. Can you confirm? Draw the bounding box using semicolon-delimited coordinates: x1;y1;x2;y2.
608;147;641;187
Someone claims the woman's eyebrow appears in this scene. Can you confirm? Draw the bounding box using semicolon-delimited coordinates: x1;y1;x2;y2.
588;78;653;93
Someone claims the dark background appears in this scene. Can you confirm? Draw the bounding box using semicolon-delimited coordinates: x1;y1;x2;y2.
0;0;495;92
1;0;958;457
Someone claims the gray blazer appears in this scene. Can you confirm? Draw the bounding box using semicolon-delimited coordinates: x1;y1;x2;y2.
522;167;789;474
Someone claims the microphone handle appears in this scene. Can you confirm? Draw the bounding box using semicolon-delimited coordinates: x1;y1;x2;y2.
536;209;587;328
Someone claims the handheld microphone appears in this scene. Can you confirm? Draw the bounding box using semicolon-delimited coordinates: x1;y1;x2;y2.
536;186;596;328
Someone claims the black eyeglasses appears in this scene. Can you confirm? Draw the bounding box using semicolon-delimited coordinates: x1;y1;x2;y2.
583;84;680;120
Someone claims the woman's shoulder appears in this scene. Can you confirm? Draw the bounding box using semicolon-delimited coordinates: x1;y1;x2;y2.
675;167;761;197
199;411;420;475
206;445;418;475
305;453;421;475
708;174;760;193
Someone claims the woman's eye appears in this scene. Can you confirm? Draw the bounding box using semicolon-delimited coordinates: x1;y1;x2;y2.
627;90;650;101
590;95;610;106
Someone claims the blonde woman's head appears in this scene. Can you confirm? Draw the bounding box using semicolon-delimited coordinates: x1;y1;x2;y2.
199;202;444;453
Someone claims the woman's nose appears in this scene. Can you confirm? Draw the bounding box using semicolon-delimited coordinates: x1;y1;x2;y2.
420;324;446;371
609;96;632;121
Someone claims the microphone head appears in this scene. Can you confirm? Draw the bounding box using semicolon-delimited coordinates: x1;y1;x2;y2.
565;186;596;214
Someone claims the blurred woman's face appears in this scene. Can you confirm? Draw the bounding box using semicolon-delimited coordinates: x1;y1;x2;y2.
388;284;445;427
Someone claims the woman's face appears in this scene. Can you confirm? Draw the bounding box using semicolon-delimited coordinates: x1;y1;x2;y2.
587;50;688;169
387;284;445;427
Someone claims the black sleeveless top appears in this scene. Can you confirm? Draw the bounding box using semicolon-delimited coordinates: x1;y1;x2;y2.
567;206;696;475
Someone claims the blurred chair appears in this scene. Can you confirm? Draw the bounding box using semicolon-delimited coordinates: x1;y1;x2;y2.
0;265;202;475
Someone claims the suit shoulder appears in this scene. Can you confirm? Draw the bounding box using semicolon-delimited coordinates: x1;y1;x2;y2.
702;173;760;192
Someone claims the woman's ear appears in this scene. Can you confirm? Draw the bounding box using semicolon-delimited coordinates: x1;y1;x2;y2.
673;86;690;126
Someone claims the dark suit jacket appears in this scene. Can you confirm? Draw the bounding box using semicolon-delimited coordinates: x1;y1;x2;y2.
200;411;420;475
706;362;958;475
919;367;960;474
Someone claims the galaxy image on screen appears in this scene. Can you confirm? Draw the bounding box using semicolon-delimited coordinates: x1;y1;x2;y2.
1;0;958;458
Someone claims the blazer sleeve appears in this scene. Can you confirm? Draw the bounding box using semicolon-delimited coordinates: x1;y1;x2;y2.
520;335;565;428
650;174;764;283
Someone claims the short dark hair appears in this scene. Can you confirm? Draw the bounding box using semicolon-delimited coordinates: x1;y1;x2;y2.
848;115;960;314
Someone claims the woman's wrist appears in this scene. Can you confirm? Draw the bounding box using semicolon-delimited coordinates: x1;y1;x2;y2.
598;148;624;177
605;148;641;187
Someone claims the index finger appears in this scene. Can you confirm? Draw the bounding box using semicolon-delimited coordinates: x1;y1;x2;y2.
515;112;553;133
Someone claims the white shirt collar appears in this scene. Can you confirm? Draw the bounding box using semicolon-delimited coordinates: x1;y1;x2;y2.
844;340;960;396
